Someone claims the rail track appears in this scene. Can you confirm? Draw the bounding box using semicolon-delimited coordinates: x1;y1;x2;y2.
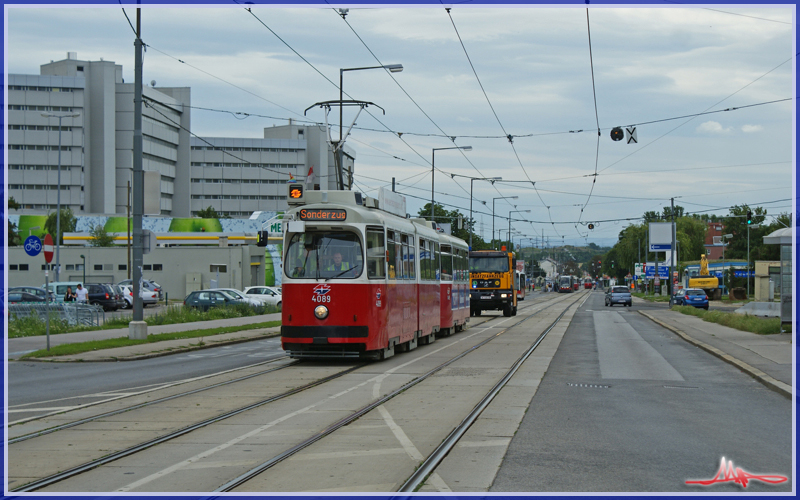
9;291;584;493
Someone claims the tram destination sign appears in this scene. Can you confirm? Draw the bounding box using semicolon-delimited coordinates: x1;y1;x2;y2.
299;208;347;221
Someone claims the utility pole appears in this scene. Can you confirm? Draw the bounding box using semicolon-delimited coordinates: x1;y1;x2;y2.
129;8;146;340
670;197;675;296
127;180;131;279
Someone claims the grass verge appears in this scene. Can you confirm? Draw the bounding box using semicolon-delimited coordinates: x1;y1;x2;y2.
632;292;671;303
671;305;791;335
9;303;280;338
19;320;281;359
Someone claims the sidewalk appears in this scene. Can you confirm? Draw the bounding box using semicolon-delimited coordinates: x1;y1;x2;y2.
639;309;793;398
7;313;282;362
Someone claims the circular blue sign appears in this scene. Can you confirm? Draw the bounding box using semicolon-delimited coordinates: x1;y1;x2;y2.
24;235;43;257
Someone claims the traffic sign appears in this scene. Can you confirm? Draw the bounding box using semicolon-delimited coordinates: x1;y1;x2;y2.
649;243;671;251
24;235;42;257
43;234;54;263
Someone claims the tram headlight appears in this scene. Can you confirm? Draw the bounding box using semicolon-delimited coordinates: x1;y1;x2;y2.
314;305;329;320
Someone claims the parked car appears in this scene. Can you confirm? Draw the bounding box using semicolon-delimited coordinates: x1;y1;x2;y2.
242;286;282;308
9;286;54;302
207;288;262;307
120;285;158;309
7;291;48;304
85;283;120;311
117;279;163;300
605;285;632;307
109;284;127;310
671;288;709;310
184;290;248;311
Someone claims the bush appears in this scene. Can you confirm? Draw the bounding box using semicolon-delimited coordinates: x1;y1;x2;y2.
672;305;788;335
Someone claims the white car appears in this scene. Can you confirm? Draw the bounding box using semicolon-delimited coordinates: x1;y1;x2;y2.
207;288;262;307
120;285;158;308
242;286;282;309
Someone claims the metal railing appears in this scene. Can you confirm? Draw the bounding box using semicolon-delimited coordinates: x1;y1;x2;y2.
8;302;105;327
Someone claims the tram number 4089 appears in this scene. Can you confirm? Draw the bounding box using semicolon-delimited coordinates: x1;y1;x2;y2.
312;295;332;303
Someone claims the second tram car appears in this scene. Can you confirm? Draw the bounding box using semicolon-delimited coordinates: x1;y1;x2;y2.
280;186;469;360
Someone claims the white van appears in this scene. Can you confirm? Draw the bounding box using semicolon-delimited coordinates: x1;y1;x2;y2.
42;281;84;302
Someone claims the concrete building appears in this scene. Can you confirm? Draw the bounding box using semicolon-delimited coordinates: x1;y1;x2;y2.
189;123;354;217
8;52;191;216
9;53;356;221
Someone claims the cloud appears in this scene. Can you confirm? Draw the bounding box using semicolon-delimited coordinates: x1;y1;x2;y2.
741;124;763;133
696;121;733;134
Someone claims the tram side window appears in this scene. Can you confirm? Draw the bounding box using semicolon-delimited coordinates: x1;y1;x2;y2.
387;231;397;279
441;249;452;280
401;234;410;280
366;228;386;279
434;242;440;280
420;239;429;280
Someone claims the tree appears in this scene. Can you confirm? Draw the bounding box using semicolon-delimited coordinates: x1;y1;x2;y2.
7;196;21;246
195;206;230;219
89;224;115;247
44;207;77;245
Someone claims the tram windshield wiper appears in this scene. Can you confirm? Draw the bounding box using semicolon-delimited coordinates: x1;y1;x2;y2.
326;265;358;281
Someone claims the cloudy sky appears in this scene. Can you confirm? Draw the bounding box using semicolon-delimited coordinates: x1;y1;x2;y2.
5;5;795;247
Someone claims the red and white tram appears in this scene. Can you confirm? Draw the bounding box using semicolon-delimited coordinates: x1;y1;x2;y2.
280;186;470;360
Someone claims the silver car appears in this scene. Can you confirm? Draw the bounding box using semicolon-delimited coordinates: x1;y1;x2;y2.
242;286;282;309
605;285;632;307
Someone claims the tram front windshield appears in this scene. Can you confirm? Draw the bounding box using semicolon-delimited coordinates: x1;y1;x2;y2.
285;231;363;280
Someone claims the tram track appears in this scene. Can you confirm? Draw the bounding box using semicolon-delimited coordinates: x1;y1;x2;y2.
10;291;581;493
217;291;585;492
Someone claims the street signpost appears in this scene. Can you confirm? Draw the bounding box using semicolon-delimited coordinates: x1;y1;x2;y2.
24;235;42;257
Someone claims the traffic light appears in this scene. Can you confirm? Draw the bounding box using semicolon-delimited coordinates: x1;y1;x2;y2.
746;211;752;225
588;223;595;230
610;127;624;141
256;230;269;247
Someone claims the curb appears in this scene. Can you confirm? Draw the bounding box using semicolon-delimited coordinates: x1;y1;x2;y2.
15;330;282;363
637;311;792;399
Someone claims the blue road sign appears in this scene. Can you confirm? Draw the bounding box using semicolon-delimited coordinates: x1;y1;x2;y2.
24;235;42;257
734;270;755;278
644;265;669;278
649;244;672;251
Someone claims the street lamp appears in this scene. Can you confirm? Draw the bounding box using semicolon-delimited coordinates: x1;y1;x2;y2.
41;111;81;282
28;226;40;237
508;210;531;250
747;223;760;299
721;233;733;293
449;174;501;250
431;146;472;220
339;64;403;190
492;196;518;246
80;254;86;284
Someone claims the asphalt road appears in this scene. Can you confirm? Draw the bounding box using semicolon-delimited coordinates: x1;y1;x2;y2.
491;290;792;493
7;337;285;421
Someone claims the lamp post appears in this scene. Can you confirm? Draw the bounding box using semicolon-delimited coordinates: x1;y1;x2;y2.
28;226;40;237
721;233;733;294
41;111;81;282
492;196;518;247
339;64;403;190
80;254;86;284
747;223;760;299
508;210;531;250
431;146;472;220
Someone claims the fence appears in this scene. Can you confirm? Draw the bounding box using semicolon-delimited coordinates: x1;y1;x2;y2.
8;302;105;327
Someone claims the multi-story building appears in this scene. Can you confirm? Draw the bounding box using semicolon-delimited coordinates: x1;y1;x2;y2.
704;221;727;260
8;52;191;216
189;123;354;217
8;53;355;219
